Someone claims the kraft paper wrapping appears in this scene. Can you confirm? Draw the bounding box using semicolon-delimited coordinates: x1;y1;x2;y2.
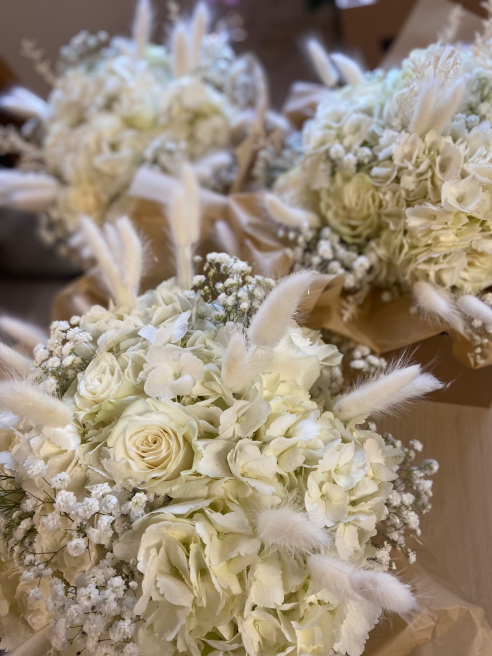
282;81;332;128
366;549;492;656
7;553;492;656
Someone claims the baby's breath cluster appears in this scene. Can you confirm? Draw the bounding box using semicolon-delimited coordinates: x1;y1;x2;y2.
377;433;439;567
193;252;275;323
30;316;93;396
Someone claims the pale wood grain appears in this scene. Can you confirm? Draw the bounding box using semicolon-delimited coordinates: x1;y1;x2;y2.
379;401;492;624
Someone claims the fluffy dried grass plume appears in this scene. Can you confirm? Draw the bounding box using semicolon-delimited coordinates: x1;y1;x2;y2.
0;170;58;211
247;270;318;349
0;343;32;377
132;0;153;61
413;281;465;334
256;505;331;555
169;165;201;290
330;52;364;85
305;38;339;87
80;215;144;309
265;193;320;230
0;316;47;350
308;555;416;615
333;361;442;422
0;86;48;119
0;381;73;428
457;295;492;326
350;569;417;615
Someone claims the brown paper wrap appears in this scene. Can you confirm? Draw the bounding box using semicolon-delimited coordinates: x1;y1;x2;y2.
282;81;333;128
366;549;492;655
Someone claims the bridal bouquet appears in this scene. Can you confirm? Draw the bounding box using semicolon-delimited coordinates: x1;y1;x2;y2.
265;5;492;367
0;0;280;262
0;181;441;655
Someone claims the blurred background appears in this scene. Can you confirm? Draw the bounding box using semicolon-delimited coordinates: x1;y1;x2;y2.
1;0;492;630
0;0;484;329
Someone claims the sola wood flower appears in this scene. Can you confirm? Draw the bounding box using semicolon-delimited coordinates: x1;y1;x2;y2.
0;188;441;656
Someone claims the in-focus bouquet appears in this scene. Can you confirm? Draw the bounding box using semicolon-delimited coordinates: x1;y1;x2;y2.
0;190;441;655
0;0;283;263
266;5;492;367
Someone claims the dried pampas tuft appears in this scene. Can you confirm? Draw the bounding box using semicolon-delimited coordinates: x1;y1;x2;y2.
307;554;356;599
248;271;318;349
0;343;32;377
169;165;202;290
80;215;144;309
349;569;417;615
0;87;48;119
305;38;339;87
333;363;442;421
265;194;320;230
330;53;364;85
0;170;58;211
0;381;73;428
457;295;492;327
0;316;47;350
413;281;465;334
257;506;331;555
132;0;153;61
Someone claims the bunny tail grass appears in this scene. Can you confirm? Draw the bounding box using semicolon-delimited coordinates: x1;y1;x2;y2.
169;166;201;290
116;216;144;300
190;2;210;70
349;570;417;615
257;506;331;555
265;193;320;229
333;364;442;421
80;215;142;309
0;87;48;119
248;271;318;349
413;281;465;334
0;170;58;211
0;343;32;377
457;294;492;325
133;0;153;61
409;81;437;135
305;38;339;87
307;554;356;599
0;381;73;428
0;316;47;350
331;52;364;85
171;21;189;78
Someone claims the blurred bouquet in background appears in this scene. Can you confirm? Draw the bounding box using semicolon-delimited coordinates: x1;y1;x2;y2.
0;0;288;264
264;3;492;367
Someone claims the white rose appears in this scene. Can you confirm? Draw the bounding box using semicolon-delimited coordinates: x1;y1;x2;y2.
74;352;142;418
106;398;197;493
320;172;381;244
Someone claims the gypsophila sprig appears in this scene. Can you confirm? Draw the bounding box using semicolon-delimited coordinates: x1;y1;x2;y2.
194;252;275;324
30;316;94;396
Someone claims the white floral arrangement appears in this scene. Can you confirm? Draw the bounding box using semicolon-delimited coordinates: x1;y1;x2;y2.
265;5;492;364
0;184;442;656
0;0;279;262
